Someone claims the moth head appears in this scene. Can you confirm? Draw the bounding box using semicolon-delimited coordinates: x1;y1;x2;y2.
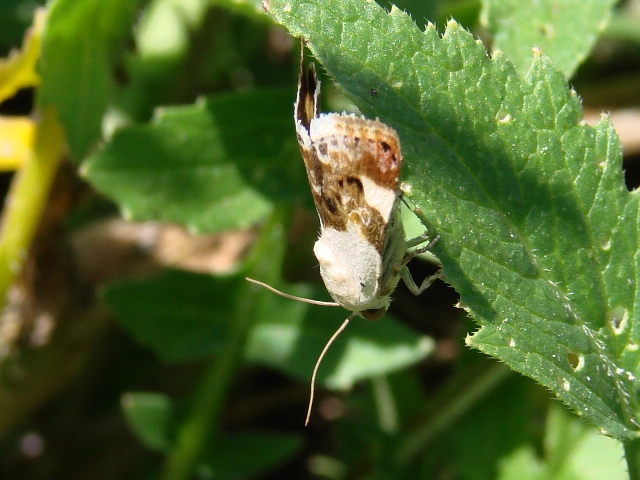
361;307;387;321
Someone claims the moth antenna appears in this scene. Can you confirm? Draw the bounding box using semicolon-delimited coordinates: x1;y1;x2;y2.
305;312;357;426
246;277;340;307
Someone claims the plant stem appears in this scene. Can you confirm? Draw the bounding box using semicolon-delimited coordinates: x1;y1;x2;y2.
0;106;64;309
625;438;640;480
394;361;511;466
160;214;285;480
371;375;399;435
160;331;248;480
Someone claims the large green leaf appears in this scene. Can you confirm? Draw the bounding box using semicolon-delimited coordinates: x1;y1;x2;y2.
84;90;305;232
104;270;243;363
264;0;640;440
480;0;617;78
38;0;140;159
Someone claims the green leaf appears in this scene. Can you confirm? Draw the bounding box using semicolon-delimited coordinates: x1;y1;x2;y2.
104;270;244;363
38;0;141;159
83;90;305;232
264;0;640;440
565;425;626;480
246;282;435;390
497;403;627;480
480;0;617;77
0;9;42;103
378;0;439;27
200;432;303;480
121;391;174;453
497;447;543;480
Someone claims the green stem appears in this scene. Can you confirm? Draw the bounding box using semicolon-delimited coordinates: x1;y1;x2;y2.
160;327;248;480
625;438;640;480
372;375;399;435
160;214;286;480
394;361;512;466
0;106;64;310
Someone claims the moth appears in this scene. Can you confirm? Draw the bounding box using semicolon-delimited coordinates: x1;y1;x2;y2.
248;46;441;425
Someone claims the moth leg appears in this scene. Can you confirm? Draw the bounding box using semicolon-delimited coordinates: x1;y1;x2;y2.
405;231;431;249
400;265;441;296
402;234;440;266
400;191;424;216
400;195;438;251
399;234;442;295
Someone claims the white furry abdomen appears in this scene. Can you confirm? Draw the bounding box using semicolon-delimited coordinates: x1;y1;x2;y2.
313;227;388;312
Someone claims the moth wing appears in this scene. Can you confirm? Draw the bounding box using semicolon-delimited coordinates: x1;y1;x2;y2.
308;115;402;255
294;47;403;255
295;55;329;223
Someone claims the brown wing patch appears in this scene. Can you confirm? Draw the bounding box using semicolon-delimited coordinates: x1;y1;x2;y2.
310;115;402;253
295;48;317;132
321;172;388;252
295;47;403;254
320;117;401;189
295;47;326;225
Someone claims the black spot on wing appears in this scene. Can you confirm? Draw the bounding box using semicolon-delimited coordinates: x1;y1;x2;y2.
346;176;364;193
